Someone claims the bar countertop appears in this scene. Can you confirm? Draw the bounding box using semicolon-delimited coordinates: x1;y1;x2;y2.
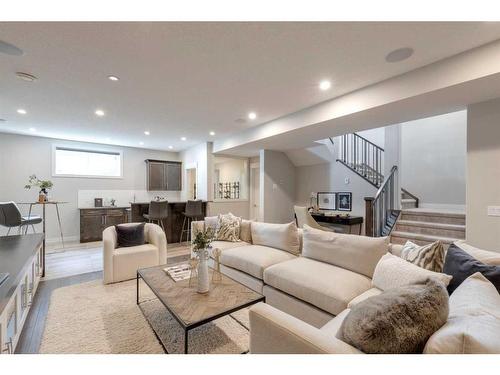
0;234;44;314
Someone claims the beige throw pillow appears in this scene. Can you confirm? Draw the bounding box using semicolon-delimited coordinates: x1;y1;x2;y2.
302;225;389;278
401;240;445;272
251;221;300;255
372;253;452;291
424;272;500;354
453;240;500;266
214;213;241;242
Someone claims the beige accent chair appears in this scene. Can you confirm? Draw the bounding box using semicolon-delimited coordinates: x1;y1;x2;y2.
294;206;336;232
103;223;167;284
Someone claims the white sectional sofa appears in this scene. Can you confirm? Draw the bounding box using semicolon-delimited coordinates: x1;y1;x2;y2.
192;218;500;354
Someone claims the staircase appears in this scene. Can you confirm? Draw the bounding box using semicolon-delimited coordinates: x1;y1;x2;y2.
391;209;466;246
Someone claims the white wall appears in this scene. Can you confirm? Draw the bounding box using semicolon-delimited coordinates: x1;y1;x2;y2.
467;99;500;252
180;142;209;200
401;110;466;208
260;150;296;224
0;133;179;241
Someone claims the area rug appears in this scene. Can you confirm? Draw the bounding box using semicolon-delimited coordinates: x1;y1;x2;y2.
39;279;250;354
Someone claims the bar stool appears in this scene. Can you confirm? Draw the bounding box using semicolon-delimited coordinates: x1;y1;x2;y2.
0;201;43;235
180;200;203;243
143;201;169;231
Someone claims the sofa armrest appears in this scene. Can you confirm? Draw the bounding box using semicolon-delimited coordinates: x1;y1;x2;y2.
146;223;168;264
249;303;361;354
103;226;117;284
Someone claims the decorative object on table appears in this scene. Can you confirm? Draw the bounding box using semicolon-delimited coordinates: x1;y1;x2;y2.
191;227;215;293
94;198;103;207
110;198;116;207
188;258;199;287
212;248;222;282
24;174;53;203
317;192;337;210
337;192;353;211
164;264;192;282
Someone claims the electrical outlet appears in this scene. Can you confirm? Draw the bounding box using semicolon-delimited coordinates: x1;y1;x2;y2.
487;206;500;217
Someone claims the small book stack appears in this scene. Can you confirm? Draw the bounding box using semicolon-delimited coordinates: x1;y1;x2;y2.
164;264;191;282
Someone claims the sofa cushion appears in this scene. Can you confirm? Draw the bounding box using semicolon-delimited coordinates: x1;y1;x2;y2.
251;221;300;255
263;257;372;316
424;272;500;354
454;240;500;266
347;287;383;308
372;253;452;291
240;220;252;243
220;245;296;279
302;225;389;278
443;244;500;294
210;240;250;252
338;279;449;354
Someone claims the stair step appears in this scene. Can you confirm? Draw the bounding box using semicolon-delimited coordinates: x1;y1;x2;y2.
390;231;460;246
400;210;465;225
395;220;465;239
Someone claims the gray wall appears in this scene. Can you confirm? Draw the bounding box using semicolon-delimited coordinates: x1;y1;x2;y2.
401;110;466;207
0;133;179;241
260;150;296;223
467;99;500;252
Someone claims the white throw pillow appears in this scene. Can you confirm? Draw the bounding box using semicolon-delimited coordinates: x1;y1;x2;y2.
302;225;389;278
251;221;300;255
372;253;452;291
424;272;500;354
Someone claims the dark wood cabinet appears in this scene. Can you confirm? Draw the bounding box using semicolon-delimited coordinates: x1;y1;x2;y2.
80;208;128;243
146;159;182;191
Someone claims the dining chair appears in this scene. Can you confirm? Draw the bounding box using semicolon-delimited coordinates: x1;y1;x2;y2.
0;201;43;235
293;205;338;232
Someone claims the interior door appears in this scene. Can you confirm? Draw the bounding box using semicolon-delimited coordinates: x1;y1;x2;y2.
250;166;260;221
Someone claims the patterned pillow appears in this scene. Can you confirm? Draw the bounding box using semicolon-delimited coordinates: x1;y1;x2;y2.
401;240;445;272
214;213;241;242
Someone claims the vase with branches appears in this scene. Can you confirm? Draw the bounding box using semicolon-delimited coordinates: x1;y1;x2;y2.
24;175;53;202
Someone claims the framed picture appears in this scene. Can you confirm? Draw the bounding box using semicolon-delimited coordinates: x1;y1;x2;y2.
337;192;352;211
317;192;336;210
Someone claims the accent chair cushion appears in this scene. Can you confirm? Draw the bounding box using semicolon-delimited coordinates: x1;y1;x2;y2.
302;225;389;278
115;223;145;248
372;253;452;291
401;240;445;272
251;221;300;255
424;272;500;354
263;257;372;316
443;244;500;294
113;244;159;282
220;245;296;279
338;279;449;354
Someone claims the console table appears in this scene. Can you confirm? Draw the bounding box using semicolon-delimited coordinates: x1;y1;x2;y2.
311;213;363;235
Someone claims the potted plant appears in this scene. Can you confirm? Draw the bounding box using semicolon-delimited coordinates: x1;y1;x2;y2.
24;175;54;202
191;227;215;293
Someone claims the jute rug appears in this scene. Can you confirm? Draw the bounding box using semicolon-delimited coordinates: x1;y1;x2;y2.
39;279;250;354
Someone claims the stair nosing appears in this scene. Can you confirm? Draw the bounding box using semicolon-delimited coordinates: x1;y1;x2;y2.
396;220;465;231
390;231;462;243
401;210;465;219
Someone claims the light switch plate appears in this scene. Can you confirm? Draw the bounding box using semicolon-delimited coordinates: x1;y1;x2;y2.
487;206;500;216
344;177;350;185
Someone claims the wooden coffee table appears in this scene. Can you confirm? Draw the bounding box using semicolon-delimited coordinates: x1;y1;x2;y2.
136;263;265;354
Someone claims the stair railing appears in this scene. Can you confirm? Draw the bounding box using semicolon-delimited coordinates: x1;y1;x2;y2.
336;133;384;188
364;165;398;237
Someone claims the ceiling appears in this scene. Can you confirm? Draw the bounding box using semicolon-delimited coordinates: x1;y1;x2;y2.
1;22;500;151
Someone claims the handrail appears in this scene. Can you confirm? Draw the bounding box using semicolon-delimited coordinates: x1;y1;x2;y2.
353;133;385;152
374;165;397;200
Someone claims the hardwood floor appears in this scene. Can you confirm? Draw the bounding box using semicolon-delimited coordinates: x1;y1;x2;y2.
16;242;191;353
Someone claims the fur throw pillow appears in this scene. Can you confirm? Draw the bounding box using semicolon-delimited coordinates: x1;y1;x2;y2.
214;213;241;242
401;240;445;272
337;279;449;354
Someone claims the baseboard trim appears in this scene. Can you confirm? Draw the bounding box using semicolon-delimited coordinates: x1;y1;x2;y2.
45;235;80;245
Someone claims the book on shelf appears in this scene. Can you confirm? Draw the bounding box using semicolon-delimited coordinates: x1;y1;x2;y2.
164;264;191;282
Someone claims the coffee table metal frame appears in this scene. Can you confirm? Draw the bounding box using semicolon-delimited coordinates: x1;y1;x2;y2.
136;267;265;354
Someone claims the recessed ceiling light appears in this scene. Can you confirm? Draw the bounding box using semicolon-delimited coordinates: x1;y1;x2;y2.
29;127;36;132
16;72;37;82
181;137;187;141
168;146;173;149
95;109;105;117
144;131;150;136
139;141;144;146
17;108;27;115
385;47;414;63
209;131;215;136
319;80;331;91
108;75;119;81
248;112;257;120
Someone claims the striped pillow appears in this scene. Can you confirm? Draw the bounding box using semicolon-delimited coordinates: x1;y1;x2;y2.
401;240;445;272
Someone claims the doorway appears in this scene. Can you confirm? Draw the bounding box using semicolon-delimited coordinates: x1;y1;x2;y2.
250;162;260;221
186;167;197;200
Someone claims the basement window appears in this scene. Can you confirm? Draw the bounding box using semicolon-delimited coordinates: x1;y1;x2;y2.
52;145;123;178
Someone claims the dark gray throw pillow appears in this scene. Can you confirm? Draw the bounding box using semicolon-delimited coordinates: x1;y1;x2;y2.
337;279;449;354
443;244;500;294
115;223;145;248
